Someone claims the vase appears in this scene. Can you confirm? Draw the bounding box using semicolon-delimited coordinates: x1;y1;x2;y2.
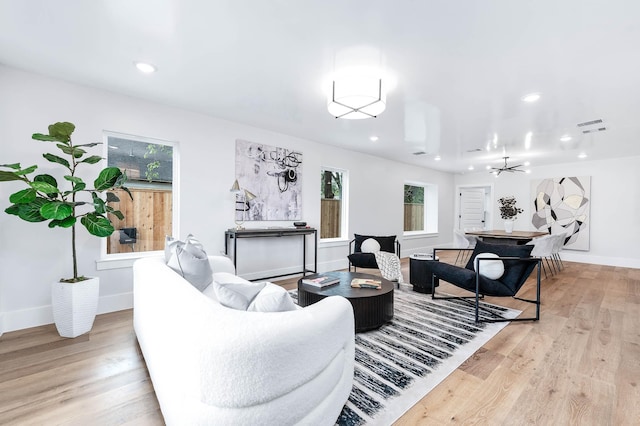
504;219;514;234
51;277;100;338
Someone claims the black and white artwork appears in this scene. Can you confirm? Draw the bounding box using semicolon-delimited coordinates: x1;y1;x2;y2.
235;139;302;221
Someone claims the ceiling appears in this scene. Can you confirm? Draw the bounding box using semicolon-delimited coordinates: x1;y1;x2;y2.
1;0;639;174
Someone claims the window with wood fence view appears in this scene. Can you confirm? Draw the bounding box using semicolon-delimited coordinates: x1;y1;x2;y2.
404;184;425;231
106;135;175;254
320;169;343;239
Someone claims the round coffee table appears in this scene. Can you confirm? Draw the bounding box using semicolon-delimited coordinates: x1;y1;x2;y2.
297;271;394;332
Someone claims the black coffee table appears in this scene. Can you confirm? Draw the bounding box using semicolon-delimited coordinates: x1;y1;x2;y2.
297;271;394;332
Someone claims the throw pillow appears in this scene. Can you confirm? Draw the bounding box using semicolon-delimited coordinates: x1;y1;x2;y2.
212;279;266;310
167;237;213;291
473;252;505;280
247;283;297;312
361;238;381;253
165;233;197;262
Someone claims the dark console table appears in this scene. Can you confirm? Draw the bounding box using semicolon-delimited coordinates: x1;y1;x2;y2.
224;227;317;280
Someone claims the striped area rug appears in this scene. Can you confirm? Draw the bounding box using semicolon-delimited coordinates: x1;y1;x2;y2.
291;287;520;426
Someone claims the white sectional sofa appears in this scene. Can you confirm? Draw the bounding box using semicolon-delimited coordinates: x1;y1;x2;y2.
133;255;355;425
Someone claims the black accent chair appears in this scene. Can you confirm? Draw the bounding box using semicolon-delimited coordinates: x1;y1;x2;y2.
348;234;400;272
429;240;542;323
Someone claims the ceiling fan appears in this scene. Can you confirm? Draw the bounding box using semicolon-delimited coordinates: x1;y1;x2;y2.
490;157;525;175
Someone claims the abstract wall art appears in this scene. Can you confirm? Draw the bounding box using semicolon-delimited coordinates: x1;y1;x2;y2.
235;139;302;221
530;176;591;251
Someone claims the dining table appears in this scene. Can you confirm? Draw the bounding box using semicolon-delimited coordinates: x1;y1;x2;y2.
465;229;548;245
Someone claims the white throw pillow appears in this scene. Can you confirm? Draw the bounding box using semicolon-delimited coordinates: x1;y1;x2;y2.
213;279;266;310
473;252;505;280
167;237;213;291
361;238;381;253
247;283;297;312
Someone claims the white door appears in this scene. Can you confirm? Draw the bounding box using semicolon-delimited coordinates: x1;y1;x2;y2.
459;188;487;230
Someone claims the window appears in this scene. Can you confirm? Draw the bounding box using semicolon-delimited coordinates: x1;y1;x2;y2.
320;168;348;240
404;182;438;234
104;132;178;255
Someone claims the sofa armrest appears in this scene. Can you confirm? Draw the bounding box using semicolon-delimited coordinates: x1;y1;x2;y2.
208;255;235;274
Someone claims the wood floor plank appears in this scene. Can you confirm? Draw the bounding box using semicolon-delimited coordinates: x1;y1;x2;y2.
0;255;638;425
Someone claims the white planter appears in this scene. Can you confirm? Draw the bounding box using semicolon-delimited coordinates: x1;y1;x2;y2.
504;219;514;234
51;277;99;338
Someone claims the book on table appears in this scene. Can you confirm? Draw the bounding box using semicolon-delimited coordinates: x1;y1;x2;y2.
301;275;340;287
350;278;382;289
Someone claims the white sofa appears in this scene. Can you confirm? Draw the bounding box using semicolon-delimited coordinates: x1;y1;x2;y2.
133;255;355;425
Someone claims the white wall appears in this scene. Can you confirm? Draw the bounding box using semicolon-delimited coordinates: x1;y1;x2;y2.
454;158;640;268
0;65;455;332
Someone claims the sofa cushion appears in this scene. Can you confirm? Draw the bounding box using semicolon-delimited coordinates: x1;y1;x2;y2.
212;276;266;310
247;283;297;312
430;261;514;296
166;237;213;291
354;234;396;253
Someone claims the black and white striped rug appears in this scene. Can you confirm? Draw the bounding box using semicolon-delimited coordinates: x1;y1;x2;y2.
291;287;520;425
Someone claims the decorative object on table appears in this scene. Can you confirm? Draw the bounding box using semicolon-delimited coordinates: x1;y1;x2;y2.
229;179;256;230
0;122;130;337
350;278;382;289
498;195;523;234
235;139;302;220
293;221;307;228
530;176;591;250
301;275;340;288
288;288;519;426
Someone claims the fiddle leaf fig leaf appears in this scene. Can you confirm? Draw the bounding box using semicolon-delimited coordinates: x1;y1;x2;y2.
40;202;73;220
81;213;114;237
32;133;59;142
110;210;124;221
0;163;21;169
79;155;102;164
14;165;37;176
0;170;24;182
9;188;37;204
34;174;58;189
106;192;120;203
94;167;122;190
30;181;58;194
48;216;76;228
14;198;48;222
63;175;82;184
48;122;75;142
42;153;70;169
57;144;86;158
92;192;106;214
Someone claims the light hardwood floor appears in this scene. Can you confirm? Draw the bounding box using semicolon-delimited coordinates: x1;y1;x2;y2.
1;254;639;425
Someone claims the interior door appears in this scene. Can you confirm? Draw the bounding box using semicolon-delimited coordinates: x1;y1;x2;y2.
459;188;486;230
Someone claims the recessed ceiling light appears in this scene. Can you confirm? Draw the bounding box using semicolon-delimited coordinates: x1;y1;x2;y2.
560;134;572;142
525;170;532;174
134;61;157;73
486;165;491;170
578;152;588;159
369;136;379;142
522;92;541;103
434;155;441;161
468;165;474;171
524;161;530;166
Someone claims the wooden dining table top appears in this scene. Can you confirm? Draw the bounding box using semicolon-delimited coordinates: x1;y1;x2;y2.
465;229;549;240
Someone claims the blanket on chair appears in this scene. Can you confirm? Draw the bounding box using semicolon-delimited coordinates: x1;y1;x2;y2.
374;251;405;283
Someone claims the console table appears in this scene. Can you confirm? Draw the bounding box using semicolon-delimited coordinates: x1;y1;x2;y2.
224;228;317;280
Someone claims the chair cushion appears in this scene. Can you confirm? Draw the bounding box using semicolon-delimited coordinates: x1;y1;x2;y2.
464;240;534;286
354;234;396;253
429;261;514;296
347;252;378;269
473;253;505;280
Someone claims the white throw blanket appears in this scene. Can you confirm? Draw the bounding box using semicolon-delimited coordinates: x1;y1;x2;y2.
374;251;405;283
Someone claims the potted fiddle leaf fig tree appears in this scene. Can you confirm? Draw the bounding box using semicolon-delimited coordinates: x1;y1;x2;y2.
0;122;131;337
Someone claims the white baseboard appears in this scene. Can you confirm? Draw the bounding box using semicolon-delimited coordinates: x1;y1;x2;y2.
2;292;134;334
561;252;640;269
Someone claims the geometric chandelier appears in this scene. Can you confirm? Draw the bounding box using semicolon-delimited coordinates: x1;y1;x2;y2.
327;76;386;119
